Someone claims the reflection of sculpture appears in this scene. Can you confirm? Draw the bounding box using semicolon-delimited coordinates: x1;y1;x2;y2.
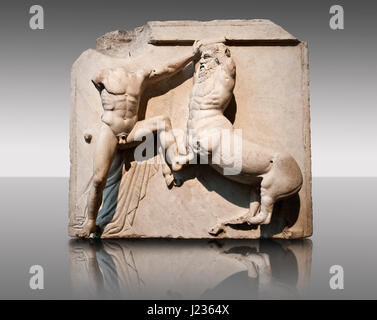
69;239;312;299
162;42;303;234
76;44;202;237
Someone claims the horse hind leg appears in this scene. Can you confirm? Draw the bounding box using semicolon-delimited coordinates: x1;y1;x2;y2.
208;211;248;236
248;188;261;218
246;191;274;225
247;154;303;225
248;180;302;225
246;178;276;225
208;189;261;236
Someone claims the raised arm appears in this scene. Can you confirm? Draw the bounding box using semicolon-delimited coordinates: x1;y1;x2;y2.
146;40;202;83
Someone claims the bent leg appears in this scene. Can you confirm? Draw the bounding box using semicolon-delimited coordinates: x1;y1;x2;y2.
247;189;275;225
79;124;118;237
208;188;260;235
127;115;187;186
126;115;176;146
159;146;174;186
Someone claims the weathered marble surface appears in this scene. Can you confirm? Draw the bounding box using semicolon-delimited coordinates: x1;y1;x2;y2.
69;20;312;239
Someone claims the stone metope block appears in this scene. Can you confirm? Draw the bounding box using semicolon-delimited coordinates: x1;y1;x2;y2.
69;20;312;239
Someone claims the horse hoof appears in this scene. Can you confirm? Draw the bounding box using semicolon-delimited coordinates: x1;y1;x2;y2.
209;224;224;236
164;174;174;187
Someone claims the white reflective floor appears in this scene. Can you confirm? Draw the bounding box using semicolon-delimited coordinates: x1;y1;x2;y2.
0;178;376;299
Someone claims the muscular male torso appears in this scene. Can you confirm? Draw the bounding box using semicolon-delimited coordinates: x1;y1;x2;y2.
185;59;275;178
187;66;234;146
98;69;148;141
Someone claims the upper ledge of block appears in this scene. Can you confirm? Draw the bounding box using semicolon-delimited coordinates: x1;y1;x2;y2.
96;19;300;52
146;19;299;45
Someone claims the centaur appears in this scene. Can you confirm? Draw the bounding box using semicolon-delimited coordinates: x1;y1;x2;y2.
161;41;303;235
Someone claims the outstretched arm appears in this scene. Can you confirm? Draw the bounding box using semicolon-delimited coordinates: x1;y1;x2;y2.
147;40;202;83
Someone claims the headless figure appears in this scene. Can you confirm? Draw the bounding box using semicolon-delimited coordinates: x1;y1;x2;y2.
77;43;202;237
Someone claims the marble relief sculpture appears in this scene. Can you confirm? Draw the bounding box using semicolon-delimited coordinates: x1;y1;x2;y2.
69;20;312;239
78;41;204;237
158;41;303;235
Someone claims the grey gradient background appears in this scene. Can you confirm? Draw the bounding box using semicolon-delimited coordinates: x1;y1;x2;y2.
0;0;376;299
0;0;376;177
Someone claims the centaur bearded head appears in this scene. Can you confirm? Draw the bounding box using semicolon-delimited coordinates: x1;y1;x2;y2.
196;42;236;82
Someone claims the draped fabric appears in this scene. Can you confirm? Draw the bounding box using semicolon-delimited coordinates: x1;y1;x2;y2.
99;153;159;237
